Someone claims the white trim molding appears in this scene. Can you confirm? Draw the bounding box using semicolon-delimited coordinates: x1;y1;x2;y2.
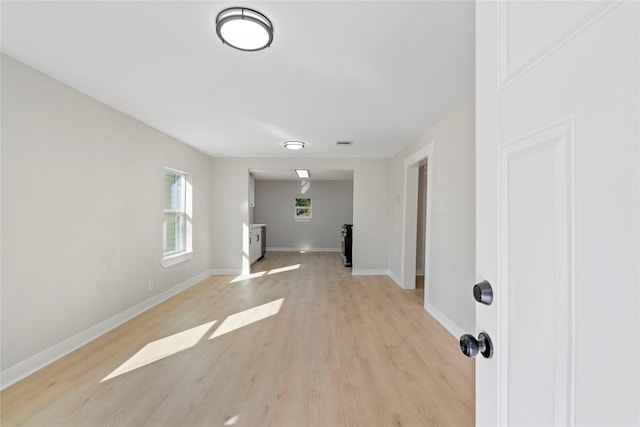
210;268;243;275
266;247;340;252
388;271;403;287
161;250;193;268
0;270;212;390
401;141;435;290
424;300;465;339
352;269;390;276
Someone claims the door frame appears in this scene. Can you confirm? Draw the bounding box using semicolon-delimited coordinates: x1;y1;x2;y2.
401;142;434;297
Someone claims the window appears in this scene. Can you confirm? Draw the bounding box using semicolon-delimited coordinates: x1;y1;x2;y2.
162;168;192;267
164;170;185;254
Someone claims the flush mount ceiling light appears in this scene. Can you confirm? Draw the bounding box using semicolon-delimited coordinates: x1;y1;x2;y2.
216;7;273;51
295;169;310;179
284;141;305;150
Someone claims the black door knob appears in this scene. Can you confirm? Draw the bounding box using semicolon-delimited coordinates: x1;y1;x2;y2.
459;332;493;359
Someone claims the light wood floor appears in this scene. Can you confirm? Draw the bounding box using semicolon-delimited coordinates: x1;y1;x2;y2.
1;252;474;426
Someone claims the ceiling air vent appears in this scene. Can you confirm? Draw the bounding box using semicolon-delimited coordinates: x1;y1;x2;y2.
336;141;354;147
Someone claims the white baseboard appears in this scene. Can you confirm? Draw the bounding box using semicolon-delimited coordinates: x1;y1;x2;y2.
387;271;403;287
210;268;242;275
355;270;462;339
351;269;390;276
384;271;462;339
424;299;465;339
0;270;212;391
266;247;340;252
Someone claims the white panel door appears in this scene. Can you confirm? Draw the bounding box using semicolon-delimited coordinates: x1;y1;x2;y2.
475;1;639;425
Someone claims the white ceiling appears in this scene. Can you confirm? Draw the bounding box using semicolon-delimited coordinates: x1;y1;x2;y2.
1;1;475;159
251;169;353;181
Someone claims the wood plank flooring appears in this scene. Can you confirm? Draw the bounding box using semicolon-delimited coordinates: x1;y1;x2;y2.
1;252;474;426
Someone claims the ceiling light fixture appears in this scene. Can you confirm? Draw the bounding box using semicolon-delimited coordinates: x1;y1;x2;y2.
216;7;273;51
295;169;310;179
284;141;305;150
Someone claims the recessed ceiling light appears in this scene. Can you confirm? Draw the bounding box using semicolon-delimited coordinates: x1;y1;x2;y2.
295;169;310;179
284;141;305;150
216;7;273;51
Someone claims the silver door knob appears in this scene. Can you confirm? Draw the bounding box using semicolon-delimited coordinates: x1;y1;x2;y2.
459;332;493;359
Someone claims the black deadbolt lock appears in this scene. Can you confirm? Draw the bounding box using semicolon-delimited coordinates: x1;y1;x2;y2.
473;280;493;305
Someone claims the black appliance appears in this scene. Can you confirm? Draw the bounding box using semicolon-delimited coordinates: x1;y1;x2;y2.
341;224;353;267
260;226;266;259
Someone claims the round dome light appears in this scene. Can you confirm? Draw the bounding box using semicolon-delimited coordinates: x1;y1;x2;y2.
216;7;273;52
284;141;305;150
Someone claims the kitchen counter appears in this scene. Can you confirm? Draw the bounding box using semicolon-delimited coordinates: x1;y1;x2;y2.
249;224;266;264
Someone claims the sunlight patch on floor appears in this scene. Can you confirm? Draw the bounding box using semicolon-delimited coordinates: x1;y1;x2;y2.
224;415;241;425
230;263;301;283
210;298;284;339
101;320;217;382
267;264;300;275
100;299;284;382
230;271;266;283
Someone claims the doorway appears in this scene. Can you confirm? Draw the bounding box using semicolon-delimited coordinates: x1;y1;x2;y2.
415;159;428;295
247;169;354;274
401;142;434;306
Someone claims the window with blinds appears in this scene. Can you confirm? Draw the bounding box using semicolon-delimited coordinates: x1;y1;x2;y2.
163;169;186;255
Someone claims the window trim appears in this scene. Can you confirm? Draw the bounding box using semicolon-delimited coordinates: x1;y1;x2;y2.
161;250;193;268
162;167;193;268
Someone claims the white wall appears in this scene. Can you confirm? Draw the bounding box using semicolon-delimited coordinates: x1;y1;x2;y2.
254;180;353;251
388;95;476;335
1;55;213;384
210;158;389;275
